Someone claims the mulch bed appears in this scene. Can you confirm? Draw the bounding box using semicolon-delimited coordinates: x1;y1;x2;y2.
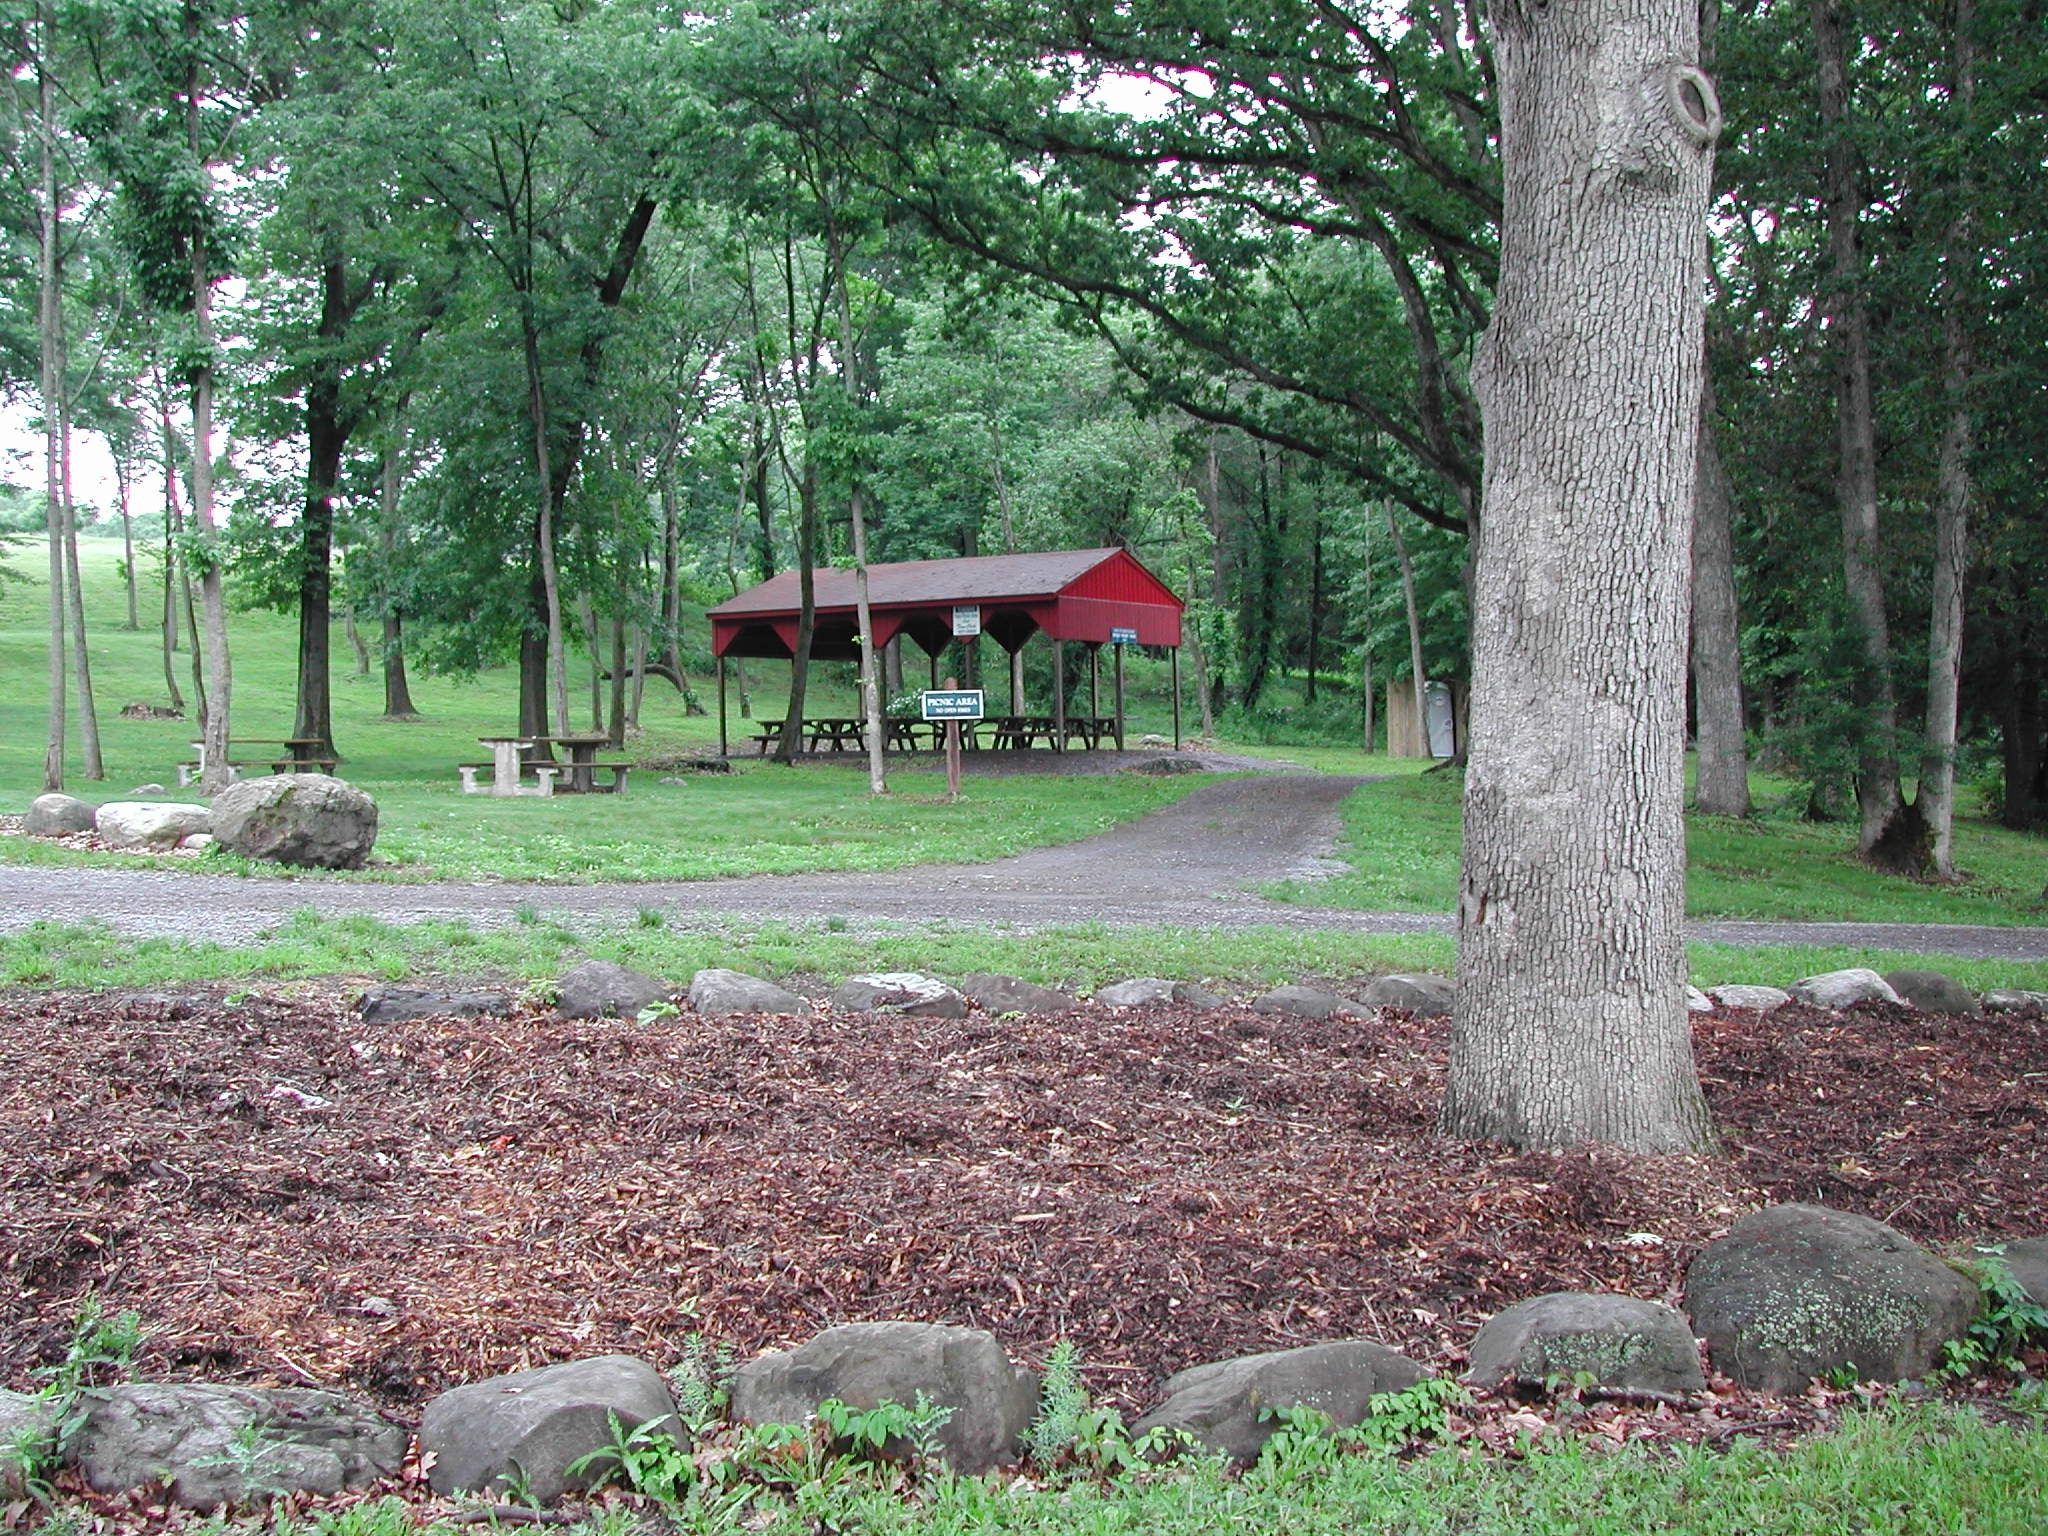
3;988;2043;1424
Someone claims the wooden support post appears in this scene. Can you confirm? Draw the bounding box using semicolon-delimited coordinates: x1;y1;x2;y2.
928;651;938;689
1052;638;1066;753
717;655;728;757
944;673;962;800
1007;644;1020;715
1113;642;1126;751
1171;647;1182;749
1089;646;1100;721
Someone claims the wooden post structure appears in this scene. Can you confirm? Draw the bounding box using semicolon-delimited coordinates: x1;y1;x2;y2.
717;656;728;757
1052;638;1066;753
1171;648;1182;749
1088;646;1100;723
1007;642;1020;715
944;673;962;800
1113;641;1126;750
928;651;939;689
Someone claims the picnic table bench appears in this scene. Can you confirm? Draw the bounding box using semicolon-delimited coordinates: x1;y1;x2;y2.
461;734;631;796
177;738;336;787
986;715;1116;750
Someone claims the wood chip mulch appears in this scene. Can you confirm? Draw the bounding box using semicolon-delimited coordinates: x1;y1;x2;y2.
3;989;2043;1422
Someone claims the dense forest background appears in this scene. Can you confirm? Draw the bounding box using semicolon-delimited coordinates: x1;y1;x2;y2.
4;0;2042;867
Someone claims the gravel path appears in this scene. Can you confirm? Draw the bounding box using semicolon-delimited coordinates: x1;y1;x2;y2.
3;774;2044;960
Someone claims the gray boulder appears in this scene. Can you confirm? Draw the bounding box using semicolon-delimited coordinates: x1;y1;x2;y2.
359;987;512;1024
210;774;377;870
1359;974;1454;1018
958;973;1076;1016
1094;977;1225;1009
1464;1293;1705;1397
555;960;669;1020
1132;1341;1425;1463
1709;984;1792;1012
689;968;807;1016
830;973;968;1020
1787;968;1902;1009
1883;970;1980;1016
1993;1237;2048;1311
1983;989;2048;1013
1684;1203;1978;1392
25;792;96;837
1686;985;1715;1014
96;802;213;849
419;1355;679;1505
1251;985;1365;1021
731;1322;1036;1475
73;1384;404;1510
0;1390;55;1498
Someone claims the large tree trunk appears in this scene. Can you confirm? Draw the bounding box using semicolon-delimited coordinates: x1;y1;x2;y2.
1814;0;1908;862
1689;377;1751;816
1442;0;1720;1153
188;56;233;797
1920;0;1976;881
291;256;349;764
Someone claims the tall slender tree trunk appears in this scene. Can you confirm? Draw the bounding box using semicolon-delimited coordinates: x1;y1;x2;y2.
378;439;419;719
59;384;103;779
186;53;232;796
345;605;370;675
1690;375;1751;815
1443;0;1720;1153
117;455;139;630
520;312;571;739
1306;500;1324;703
1814;0;1908;861
828;221;886;796
157;397;188;714
37;8;63;793
1387;506;1429;744
774;460;819;763
1921;0;1977;880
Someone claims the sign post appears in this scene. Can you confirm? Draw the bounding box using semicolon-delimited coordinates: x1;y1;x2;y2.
921;682;984;800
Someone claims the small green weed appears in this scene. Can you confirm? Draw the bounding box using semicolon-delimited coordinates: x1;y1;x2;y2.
5;1300;143;1503
566;1411;695;1504
1939;1246;2048;1382
1348;1376;1472;1454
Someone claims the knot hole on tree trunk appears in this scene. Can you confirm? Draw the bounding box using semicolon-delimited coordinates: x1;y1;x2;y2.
1662;65;1722;149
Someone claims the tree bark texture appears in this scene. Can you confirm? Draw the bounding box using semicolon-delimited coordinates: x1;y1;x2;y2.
1388;505;1429;743
1444;0;1720;1153
1688;378;1750;816
1920;0;1976;880
1813;0;1904;857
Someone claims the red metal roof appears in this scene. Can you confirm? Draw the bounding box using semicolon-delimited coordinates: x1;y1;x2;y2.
709;547;1183;659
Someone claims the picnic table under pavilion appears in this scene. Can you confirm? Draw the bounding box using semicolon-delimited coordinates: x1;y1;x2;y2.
706;547;1186;758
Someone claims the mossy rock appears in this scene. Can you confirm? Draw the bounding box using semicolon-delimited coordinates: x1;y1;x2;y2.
1684;1204;1976;1392
1465;1292;1704;1397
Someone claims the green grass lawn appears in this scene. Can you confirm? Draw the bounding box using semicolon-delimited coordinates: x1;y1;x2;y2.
1273;766;2048;927
216;1397;2048;1536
